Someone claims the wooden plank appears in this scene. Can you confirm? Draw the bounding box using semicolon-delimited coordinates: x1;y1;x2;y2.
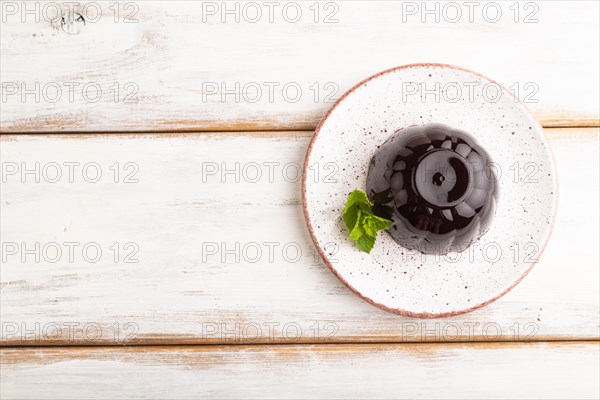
1;128;598;345
1;1;598;132
1;342;599;399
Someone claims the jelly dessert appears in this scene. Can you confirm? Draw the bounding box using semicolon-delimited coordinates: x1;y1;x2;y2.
366;124;498;254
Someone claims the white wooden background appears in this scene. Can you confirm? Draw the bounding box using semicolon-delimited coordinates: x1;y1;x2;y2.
1;1;599;399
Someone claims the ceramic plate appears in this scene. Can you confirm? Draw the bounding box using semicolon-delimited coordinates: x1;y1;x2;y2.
302;64;557;317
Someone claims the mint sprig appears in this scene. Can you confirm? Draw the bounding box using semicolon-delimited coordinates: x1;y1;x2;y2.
343;189;393;253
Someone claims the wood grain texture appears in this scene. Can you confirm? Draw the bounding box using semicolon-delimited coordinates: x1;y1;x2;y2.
1;342;599;399
1;128;598;345
1;1;599;132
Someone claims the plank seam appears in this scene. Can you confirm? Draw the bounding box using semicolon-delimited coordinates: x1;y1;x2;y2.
2;338;599;348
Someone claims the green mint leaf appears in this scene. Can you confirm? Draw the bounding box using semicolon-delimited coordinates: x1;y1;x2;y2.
343;189;393;254
348;216;366;241
367;213;394;231
356;233;376;253
343;203;360;232
343;189;371;233
362;213;393;237
344;189;372;211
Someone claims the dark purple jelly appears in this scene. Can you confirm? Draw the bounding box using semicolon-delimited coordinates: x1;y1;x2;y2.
366;124;498;254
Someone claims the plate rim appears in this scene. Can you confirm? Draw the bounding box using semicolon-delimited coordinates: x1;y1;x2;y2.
301;62;558;318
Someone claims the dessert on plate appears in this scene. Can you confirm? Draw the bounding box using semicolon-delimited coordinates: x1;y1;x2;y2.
366;123;498;254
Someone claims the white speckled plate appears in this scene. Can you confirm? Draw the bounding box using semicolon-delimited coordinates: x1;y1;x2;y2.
302;64;557;317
